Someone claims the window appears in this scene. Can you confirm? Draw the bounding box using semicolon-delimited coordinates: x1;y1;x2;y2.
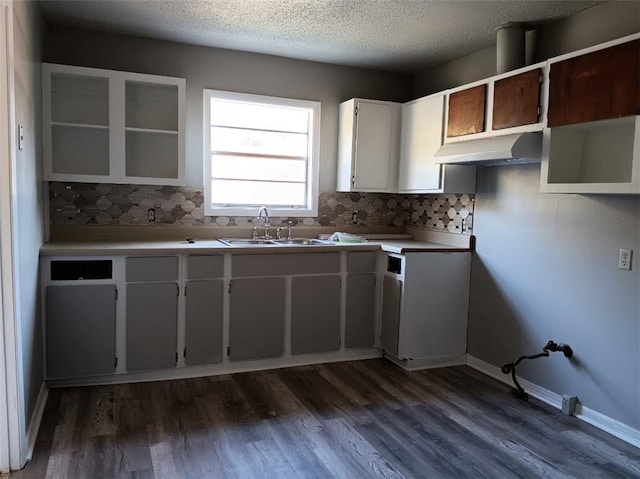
203;89;321;217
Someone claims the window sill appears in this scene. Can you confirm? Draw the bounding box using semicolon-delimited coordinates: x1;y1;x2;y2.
206;206;317;218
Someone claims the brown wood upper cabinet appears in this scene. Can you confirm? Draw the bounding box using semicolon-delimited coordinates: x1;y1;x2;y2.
492;69;542;130
547;39;640;127
446;84;486;137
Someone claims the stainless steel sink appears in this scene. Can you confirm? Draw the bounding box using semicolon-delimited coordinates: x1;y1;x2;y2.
218;238;332;246
272;239;332;245
218;238;278;246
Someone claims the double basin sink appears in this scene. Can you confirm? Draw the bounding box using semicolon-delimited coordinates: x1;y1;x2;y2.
218;238;333;247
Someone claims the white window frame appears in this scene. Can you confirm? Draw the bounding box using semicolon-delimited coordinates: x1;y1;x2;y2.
203;89;321;217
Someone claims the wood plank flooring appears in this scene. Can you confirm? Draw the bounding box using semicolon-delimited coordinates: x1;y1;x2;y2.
11;359;640;478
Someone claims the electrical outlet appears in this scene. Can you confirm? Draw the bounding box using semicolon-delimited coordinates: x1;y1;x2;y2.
148;208;156;222
618;248;632;270
562;395;577;416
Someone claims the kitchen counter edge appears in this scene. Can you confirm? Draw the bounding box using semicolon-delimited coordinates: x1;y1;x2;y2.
39;239;471;256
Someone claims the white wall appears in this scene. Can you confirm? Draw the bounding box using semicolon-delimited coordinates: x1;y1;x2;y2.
11;0;44;460
42;27;413;191
416;1;640;429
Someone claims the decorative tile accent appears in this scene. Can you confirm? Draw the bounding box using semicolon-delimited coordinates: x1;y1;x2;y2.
49;183;474;234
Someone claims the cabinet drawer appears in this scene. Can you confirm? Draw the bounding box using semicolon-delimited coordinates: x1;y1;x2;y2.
50;259;112;280
126;256;178;282
347;252;378;273
186;255;224;279
232;253;340;277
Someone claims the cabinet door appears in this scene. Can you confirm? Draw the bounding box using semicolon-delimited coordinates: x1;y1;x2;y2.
345;274;376;349
398;96;444;192
380;276;402;356
447;85;486;137
43;66;111;181
126;283;178;371
353;101;395;190
185;280;224;366
125;81;181;181
548;39;640;127
229;277;285;361
492;69;541;130
46;285;116;378
291;276;341;354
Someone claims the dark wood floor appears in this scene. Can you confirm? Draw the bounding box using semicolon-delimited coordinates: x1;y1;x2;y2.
12;359;640;479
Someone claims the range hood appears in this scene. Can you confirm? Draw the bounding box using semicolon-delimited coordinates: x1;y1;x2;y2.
434;132;542;166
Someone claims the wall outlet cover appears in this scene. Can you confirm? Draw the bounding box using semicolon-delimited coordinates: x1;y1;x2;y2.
618;248;632;270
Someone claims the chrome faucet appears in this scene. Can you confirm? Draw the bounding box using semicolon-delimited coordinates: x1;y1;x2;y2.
257;206;270;238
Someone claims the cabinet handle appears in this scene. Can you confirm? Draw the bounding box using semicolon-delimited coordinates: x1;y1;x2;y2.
176;284;179;296
114;357;118;369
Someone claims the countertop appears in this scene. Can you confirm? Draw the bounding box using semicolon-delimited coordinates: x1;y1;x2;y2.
39;236;472;256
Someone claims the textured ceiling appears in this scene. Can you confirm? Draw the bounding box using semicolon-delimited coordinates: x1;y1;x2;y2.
38;0;604;72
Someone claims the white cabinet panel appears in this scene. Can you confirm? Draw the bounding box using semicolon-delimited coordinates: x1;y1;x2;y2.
337;98;400;192
42;63;185;185
399;94;476;193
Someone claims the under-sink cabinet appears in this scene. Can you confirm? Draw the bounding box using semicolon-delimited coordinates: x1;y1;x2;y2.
229;277;286;361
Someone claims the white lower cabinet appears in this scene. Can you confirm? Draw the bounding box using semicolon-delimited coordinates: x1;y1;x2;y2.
345;251;378;349
291;275;341;354
126;282;178;371
125;256;179;372
380;251;471;365
228;277;286;361
46;284;117;378
42;247;470;384
184;255;224;366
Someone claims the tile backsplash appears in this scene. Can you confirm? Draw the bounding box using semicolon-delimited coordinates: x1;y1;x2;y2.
49;183;474;234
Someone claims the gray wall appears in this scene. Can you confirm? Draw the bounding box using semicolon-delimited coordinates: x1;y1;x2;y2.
416;1;640;95
42;27;413;191
416;1;640;428
12;0;44;445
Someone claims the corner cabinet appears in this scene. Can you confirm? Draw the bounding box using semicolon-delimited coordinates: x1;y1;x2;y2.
540;34;640;194
337;98;401;192
42;63;186;185
380;251;471;368
398;93;475;193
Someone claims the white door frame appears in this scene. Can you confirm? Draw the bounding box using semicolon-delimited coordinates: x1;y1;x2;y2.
0;0;24;471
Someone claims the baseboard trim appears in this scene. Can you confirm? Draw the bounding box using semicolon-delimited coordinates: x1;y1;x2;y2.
384;353;467;371
46;348;383;388
466;355;640;448
24;383;48;462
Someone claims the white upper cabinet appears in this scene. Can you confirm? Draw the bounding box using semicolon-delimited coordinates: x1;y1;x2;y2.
443;62;546;143
540;34;640;194
337;98;400;192
42;63;186;185
398;93;475;193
